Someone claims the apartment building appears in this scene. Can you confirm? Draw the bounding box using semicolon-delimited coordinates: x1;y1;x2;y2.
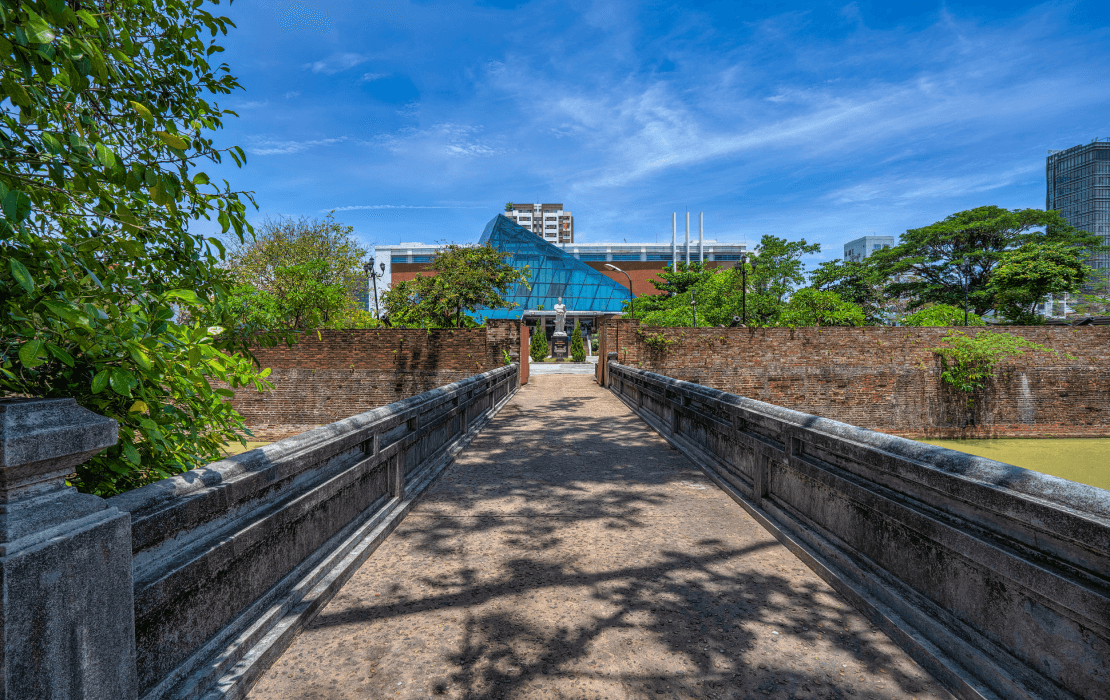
505;203;574;243
1047;138;1110;271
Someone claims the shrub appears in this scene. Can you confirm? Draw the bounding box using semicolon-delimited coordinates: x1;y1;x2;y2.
570;320;586;362
529;324;548;361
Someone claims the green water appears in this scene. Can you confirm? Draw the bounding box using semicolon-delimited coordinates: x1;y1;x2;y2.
920;438;1110;492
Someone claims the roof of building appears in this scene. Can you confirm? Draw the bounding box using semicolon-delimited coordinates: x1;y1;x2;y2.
472;215;633;321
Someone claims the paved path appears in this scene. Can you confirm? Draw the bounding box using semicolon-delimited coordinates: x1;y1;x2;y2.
527;361;597;375
248;376;953;700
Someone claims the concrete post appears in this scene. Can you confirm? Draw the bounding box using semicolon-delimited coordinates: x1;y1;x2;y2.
0;398;135;700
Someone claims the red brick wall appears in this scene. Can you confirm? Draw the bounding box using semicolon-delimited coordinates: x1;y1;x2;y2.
231;321;520;438
598;320;1110;438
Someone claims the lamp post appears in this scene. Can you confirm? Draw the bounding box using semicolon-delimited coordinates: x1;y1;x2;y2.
605;263;635;363
604;264;635;317
363;258;386;319
737;253;758;326
690;290;697;327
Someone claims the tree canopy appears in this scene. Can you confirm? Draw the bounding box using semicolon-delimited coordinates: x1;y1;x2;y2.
1;0;273;494
222;214;375;331
381;244;529;327
871;206;1102;316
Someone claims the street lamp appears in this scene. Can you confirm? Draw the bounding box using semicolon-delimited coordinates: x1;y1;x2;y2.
737;253;758;326
605;264;635;363
690;290;697;327
604;264;635;317
363;258;386;319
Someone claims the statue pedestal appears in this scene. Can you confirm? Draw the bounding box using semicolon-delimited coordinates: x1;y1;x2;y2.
551;332;569;359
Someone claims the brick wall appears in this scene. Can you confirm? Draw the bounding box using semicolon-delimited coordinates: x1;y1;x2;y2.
231;321;520;438
598;320;1110;438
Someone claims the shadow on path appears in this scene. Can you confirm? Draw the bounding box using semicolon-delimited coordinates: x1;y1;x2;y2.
248;377;953;700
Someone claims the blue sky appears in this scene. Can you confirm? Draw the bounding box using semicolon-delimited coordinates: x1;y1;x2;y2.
206;0;1110;264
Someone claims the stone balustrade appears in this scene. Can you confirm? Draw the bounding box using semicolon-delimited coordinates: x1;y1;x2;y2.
606;361;1110;700
0;364;518;700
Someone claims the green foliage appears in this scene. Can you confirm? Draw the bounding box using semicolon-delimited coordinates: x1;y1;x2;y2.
504;202;513;212
0;0;275;495
570;319;586;362
648;261;710;295
502;348;512;366
988;242;1094;324
636;328;678;353
872;206;1103;316
628;235;824;328
750;235;822;305
931;331;1060;401
529;323;548;361
901;304;985;327
809;258;887;324
381;244;529;328
778;288;866;327
222;214;369;330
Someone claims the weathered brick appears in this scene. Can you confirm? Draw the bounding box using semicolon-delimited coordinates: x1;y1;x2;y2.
598;321;1110;438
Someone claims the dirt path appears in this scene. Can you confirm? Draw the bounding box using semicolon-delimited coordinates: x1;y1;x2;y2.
248;375;953;700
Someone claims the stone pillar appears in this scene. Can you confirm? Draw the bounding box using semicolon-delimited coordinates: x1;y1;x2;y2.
518;321;528;386
0;398;135;700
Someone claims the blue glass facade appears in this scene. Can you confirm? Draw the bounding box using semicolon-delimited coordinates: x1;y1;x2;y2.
473;215;634;321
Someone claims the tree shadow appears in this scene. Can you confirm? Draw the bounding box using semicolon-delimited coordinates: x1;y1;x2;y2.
281;378;951;700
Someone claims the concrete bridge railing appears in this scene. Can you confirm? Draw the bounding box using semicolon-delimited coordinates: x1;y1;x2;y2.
0;364;518;700
606;361;1110;700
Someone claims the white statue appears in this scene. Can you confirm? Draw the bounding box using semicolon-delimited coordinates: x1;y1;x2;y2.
553;297;568;336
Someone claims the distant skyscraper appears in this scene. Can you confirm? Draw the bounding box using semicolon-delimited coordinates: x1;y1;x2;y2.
1047;138;1110;271
505;203;574;243
843;236;895;262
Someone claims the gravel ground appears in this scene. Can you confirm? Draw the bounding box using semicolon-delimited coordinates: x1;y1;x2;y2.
248;375;954;700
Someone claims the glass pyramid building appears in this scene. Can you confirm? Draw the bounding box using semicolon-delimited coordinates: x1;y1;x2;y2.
472;214;634;322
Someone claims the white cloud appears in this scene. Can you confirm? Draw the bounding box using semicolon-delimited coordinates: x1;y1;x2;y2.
325;204;487;212
360;72;386;82
284;91;301;99
828;166;1040;204
304;53;372;75
248;136;348;156
373;123;502;158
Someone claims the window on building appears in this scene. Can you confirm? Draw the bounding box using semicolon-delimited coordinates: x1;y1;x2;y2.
412;255;432;263
714;254;745;261
579;254;607;261
611;254;640;261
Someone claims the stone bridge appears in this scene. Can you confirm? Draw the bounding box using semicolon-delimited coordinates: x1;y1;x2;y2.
0;362;1107;700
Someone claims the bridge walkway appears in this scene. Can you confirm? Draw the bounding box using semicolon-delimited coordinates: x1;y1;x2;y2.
247;375;953;700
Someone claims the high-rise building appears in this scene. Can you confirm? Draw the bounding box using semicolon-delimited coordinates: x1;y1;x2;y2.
505;203;574;243
843;236;895;262
1047;138;1110;271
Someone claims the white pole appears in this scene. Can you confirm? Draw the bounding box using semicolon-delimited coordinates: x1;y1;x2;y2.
672;213;677;268
685;212;690;266
699;212;704;264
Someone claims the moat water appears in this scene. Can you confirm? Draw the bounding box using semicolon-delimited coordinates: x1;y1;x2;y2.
921;438;1110;492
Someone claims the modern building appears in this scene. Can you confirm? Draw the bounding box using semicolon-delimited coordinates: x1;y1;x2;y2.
1047;138;1110;271
843;236;895;262
505;203;574;243
371;218;750;315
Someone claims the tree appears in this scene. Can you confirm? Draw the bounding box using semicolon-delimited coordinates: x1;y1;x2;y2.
810;258;887;324
751;235;822;305
988;242;1093;324
0;0;276;495
872;206;1103;317
222;214;371;331
901;304;985;327
529;322;548;361
777;288;866;327
381;244;529;328
570;319;586;362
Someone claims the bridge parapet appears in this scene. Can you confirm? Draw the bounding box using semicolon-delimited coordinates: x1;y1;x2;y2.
0;364;517;700
607;361;1109;700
